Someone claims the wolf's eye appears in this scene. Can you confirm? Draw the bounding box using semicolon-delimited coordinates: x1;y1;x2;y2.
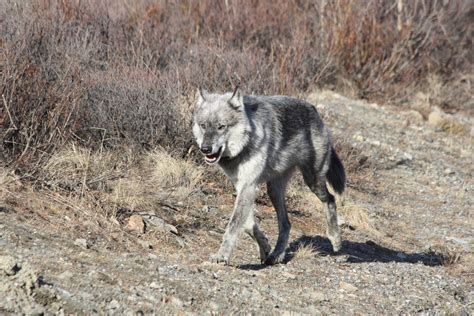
200;123;206;129
217;124;226;130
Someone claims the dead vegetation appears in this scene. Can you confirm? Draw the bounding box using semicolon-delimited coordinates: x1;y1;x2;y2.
292;242;320;261
1;0;472;168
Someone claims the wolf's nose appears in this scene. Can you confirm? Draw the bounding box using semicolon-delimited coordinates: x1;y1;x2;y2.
200;146;212;154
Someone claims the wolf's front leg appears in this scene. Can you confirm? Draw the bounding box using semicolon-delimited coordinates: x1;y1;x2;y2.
211;184;257;265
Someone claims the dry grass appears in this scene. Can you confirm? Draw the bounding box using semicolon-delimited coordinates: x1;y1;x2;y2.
149;150;204;195
428;242;463;266
0;167;18;203
338;200;374;233
111;149;204;211
42;144;136;192
7;145;205;248
292;242;320;261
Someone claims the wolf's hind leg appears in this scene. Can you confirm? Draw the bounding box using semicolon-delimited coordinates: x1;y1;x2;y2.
265;173;292;265
319;186;341;252
244;214;271;263
301;166;342;252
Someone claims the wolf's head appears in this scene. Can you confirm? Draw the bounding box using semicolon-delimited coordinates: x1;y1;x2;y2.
192;87;250;165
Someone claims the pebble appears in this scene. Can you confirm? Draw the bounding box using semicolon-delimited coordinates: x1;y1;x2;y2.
170;296;183;307
73;238;89;249
0;255;19;276
106;299;120;310
309;290;326;302
126;215;145;234
137;239;153;249
444;168;455;175
142;215;178;235
57;270;74;280
209;301;220;310
339;281;358;292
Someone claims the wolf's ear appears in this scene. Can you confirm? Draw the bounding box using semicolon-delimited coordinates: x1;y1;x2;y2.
228;86;243;111
196;87;209;105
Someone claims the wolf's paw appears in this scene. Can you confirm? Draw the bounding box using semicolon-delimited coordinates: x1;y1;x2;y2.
264;252;285;265
209;253;229;265
259;247;271;264
328;233;342;253
331;241;342;253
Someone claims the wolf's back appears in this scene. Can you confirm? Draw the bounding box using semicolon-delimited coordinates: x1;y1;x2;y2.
326;147;346;194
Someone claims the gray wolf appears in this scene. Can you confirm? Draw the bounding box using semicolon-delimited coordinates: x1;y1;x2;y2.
193;87;346;265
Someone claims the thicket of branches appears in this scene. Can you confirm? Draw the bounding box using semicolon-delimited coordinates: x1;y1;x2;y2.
1;0;472;168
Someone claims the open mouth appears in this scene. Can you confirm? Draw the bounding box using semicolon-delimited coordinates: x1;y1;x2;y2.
204;147;223;164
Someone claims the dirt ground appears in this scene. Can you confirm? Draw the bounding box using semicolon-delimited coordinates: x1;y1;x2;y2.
1;91;472;314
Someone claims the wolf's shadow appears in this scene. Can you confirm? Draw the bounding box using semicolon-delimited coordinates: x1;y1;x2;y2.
238;235;444;270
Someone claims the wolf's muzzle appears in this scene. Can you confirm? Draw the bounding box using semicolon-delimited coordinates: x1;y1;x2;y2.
200;146;213;154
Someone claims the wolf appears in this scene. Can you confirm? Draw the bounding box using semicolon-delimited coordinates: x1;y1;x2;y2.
192;87;346;265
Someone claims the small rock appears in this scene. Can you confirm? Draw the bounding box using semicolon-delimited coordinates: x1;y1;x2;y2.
209;301;219;310
149;281;160;289
0;255;19;276
58;270;74;280
309;290;326;302
282;271;296;280
74;238;89;249
126;215;145;233
137;239;153;249
106;299;120;310
22;306;45;315
170;296;183;307
339;281;358;292
403;152;413;161
444;168;455;175
142;215;178;235
202;205;219;215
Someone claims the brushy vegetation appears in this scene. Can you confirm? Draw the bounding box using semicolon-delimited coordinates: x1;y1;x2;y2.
1;0;472;168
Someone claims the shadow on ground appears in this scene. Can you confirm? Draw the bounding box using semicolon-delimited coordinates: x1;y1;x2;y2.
238;235;444;270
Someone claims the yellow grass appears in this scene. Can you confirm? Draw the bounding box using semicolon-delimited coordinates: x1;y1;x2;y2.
293;242;319;261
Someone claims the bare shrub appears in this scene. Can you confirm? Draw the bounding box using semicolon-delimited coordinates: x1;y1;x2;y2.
1;0;471;168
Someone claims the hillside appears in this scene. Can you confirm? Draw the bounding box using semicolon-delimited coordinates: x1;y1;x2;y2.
1;91;472;314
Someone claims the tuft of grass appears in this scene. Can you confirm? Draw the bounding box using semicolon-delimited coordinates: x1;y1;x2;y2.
111;149;204;213
428;243;463;266
149;150;204;192
42;144;134;192
293;242;319;261
0;167;18;203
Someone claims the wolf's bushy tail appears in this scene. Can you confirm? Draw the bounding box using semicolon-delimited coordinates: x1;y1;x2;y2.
326;147;346;194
